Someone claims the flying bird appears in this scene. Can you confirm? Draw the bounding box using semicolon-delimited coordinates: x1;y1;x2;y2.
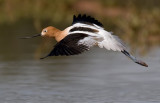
20;14;148;67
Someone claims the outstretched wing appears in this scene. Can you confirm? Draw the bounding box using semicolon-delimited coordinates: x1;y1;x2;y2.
40;33;98;59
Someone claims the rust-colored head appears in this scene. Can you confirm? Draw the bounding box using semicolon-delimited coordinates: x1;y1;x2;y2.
20;26;66;42
41;26;60;37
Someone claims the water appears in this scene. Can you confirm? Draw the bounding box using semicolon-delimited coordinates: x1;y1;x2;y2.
0;46;160;103
0;23;160;103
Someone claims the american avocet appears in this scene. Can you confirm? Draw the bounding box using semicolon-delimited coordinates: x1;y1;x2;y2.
21;14;148;67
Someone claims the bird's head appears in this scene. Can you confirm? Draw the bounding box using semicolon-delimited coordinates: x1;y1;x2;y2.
41;26;60;37
20;26;60;39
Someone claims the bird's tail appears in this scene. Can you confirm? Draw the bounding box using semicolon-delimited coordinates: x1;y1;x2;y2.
121;50;148;67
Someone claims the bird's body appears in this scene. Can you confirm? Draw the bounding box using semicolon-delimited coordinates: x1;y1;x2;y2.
21;14;148;67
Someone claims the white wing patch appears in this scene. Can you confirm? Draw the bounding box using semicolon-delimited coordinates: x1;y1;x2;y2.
98;30;126;51
78;36;103;49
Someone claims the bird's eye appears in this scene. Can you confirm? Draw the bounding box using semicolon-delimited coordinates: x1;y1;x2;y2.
44;30;47;32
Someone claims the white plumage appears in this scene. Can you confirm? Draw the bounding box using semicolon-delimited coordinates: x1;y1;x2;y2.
69;22;125;52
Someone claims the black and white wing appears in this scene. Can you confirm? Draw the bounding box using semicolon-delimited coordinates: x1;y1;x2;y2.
40;33;100;59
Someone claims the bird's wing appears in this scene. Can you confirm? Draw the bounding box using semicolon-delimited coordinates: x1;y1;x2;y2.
98;31;148;67
41;33;99;59
71;14;103;28
97;30;126;52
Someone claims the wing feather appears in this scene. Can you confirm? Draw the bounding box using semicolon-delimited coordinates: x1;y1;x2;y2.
72;14;103;27
41;33;93;58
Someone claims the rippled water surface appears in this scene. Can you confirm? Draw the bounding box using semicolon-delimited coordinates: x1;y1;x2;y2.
0;43;160;103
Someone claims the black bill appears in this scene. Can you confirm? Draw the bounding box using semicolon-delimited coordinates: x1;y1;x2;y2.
19;34;41;39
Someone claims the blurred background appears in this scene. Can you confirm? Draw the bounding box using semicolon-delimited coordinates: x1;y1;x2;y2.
0;0;160;103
